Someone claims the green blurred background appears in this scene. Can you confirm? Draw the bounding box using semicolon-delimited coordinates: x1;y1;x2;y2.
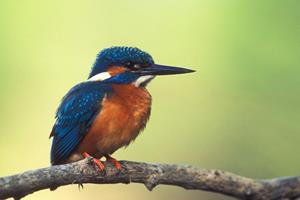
0;0;299;199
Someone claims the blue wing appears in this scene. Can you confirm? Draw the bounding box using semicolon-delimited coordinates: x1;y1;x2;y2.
50;81;112;165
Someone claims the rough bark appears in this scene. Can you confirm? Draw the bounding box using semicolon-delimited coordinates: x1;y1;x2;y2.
0;158;299;200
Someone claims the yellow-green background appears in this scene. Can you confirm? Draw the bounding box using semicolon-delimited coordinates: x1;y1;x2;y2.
0;1;299;199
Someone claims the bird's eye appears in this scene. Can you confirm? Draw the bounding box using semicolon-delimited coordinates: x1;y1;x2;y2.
125;62;141;71
125;61;134;67
133;64;141;69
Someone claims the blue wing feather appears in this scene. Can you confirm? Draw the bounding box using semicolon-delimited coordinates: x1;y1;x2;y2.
50;81;112;165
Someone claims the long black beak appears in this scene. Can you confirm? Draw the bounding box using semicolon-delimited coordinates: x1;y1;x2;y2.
139;64;195;76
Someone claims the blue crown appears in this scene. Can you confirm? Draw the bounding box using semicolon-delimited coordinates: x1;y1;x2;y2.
89;46;154;77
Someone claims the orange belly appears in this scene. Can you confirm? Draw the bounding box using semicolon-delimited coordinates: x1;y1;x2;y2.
67;84;151;162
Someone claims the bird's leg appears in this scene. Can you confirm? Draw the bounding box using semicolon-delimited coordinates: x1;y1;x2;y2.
104;154;122;169
82;152;105;171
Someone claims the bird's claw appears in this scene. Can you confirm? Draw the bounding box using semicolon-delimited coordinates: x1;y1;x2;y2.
105;154;122;170
83;152;105;171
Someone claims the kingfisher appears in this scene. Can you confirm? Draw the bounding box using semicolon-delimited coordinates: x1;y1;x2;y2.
50;46;194;170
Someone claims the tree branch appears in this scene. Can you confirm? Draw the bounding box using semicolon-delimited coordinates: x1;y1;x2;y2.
0;158;300;200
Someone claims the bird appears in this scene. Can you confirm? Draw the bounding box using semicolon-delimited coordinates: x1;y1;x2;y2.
50;46;194;170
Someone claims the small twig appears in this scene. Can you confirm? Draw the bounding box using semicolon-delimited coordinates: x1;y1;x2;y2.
0;158;300;200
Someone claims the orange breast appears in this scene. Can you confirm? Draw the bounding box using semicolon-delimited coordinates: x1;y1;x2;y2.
71;84;152;160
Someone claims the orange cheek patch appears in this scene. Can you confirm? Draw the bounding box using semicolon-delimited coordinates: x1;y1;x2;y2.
107;66;127;76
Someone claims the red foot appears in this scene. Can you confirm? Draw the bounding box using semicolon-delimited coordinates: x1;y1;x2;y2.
105;154;122;170
83;152;105;171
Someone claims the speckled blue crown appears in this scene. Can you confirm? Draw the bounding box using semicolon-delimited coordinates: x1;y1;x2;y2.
89;46;154;77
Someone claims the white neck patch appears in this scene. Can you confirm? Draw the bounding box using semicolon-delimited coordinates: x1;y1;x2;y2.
133;75;154;87
87;72;111;82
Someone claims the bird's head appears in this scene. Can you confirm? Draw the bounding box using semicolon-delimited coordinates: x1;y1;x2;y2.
88;46;194;87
